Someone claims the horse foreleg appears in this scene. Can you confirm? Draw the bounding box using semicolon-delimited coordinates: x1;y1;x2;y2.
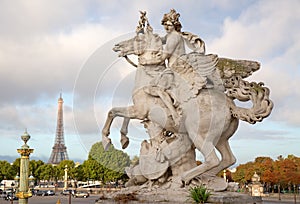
120;118;130;149
102;109;115;150
102;106;143;150
102;108;117;137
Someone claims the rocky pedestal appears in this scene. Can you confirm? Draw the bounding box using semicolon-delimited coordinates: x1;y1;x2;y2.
208;192;262;204
95;188;262;204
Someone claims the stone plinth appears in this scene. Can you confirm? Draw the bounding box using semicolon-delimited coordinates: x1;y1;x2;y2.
248;172;264;197
208;192;262;204
95;188;262;204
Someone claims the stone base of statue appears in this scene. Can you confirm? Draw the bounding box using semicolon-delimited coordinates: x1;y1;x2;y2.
208;192;262;204
95;187;262;204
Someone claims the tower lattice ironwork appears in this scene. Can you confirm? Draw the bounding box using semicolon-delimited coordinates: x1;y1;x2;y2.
48;93;69;164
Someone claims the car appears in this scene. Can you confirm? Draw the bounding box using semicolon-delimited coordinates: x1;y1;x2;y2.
35;190;46;196
0;191;6;199
31;189;39;196
4;192;18;201
61;189;75;196
44;190;55;196
73;191;89;198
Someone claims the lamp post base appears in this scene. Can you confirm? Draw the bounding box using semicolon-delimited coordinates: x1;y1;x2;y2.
16;191;32;204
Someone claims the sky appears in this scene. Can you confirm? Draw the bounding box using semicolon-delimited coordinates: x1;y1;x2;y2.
0;0;299;167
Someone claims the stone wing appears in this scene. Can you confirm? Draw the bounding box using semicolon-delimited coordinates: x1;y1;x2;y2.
216;58;260;79
184;53;218;77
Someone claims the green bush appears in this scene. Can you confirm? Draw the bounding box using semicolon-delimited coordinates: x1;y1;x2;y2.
188;185;211;203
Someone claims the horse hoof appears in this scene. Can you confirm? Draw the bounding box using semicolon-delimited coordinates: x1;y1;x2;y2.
121;134;129;149
181;177;191;186
102;136;112;151
181;172;189;184
179;180;185;188
102;130;110;137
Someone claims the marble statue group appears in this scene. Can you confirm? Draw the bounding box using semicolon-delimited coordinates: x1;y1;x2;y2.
101;9;273;192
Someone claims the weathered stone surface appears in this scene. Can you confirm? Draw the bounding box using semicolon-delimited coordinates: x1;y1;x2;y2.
101;9;273;192
217;58;260;79
95;188;262;204
208;192;262;204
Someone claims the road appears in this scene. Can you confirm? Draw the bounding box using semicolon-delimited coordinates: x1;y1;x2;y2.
0;194;100;204
1;194;299;204
262;197;298;204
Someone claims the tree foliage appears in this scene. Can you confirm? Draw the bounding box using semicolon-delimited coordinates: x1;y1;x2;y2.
89;142;130;174
131;155;139;166
36;163;55;181
232;155;300;191
0;142;142;185
2;152;299;190
57;160;75;179
0;160;15;180
81;157;105;181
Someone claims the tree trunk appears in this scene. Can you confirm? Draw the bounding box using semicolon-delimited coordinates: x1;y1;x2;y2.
278;184;281;201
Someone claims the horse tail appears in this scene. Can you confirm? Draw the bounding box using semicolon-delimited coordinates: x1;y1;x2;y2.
225;76;273;124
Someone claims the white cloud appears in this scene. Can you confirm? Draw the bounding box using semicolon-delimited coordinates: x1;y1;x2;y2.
209;0;300;58
208;0;300;127
0;1;91;40
0;0;299;163
0;21;121;105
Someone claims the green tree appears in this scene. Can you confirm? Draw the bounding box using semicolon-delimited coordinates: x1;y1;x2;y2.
82;156;106;182
73;164;84;181
131;155;139;166
36;163;57;182
88;142;130;182
57;160;75;180
0;160;15;180
29;160;44;174
89;142;130;173
29;160;44;184
11;158;20;176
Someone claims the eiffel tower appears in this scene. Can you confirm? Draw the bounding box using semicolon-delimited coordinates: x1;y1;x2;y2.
48;93;69;164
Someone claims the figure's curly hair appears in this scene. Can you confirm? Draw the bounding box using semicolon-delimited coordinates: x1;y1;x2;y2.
161;9;182;32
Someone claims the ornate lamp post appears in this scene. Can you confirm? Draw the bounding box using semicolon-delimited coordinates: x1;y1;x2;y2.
223;169;227;182
12;174;20;204
64;165;68;190
15;130;34;204
63;165;72;204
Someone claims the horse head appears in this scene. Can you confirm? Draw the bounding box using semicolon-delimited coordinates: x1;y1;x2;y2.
113;31;164;66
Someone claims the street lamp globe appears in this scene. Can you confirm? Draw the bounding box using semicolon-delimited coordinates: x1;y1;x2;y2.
14;174;20;189
28;174;35;190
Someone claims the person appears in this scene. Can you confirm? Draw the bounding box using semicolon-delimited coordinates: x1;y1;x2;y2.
142;9;208;125
142;9;215;125
160;9;208;95
138;10;184;126
160;9;223;93
160;9;186;67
